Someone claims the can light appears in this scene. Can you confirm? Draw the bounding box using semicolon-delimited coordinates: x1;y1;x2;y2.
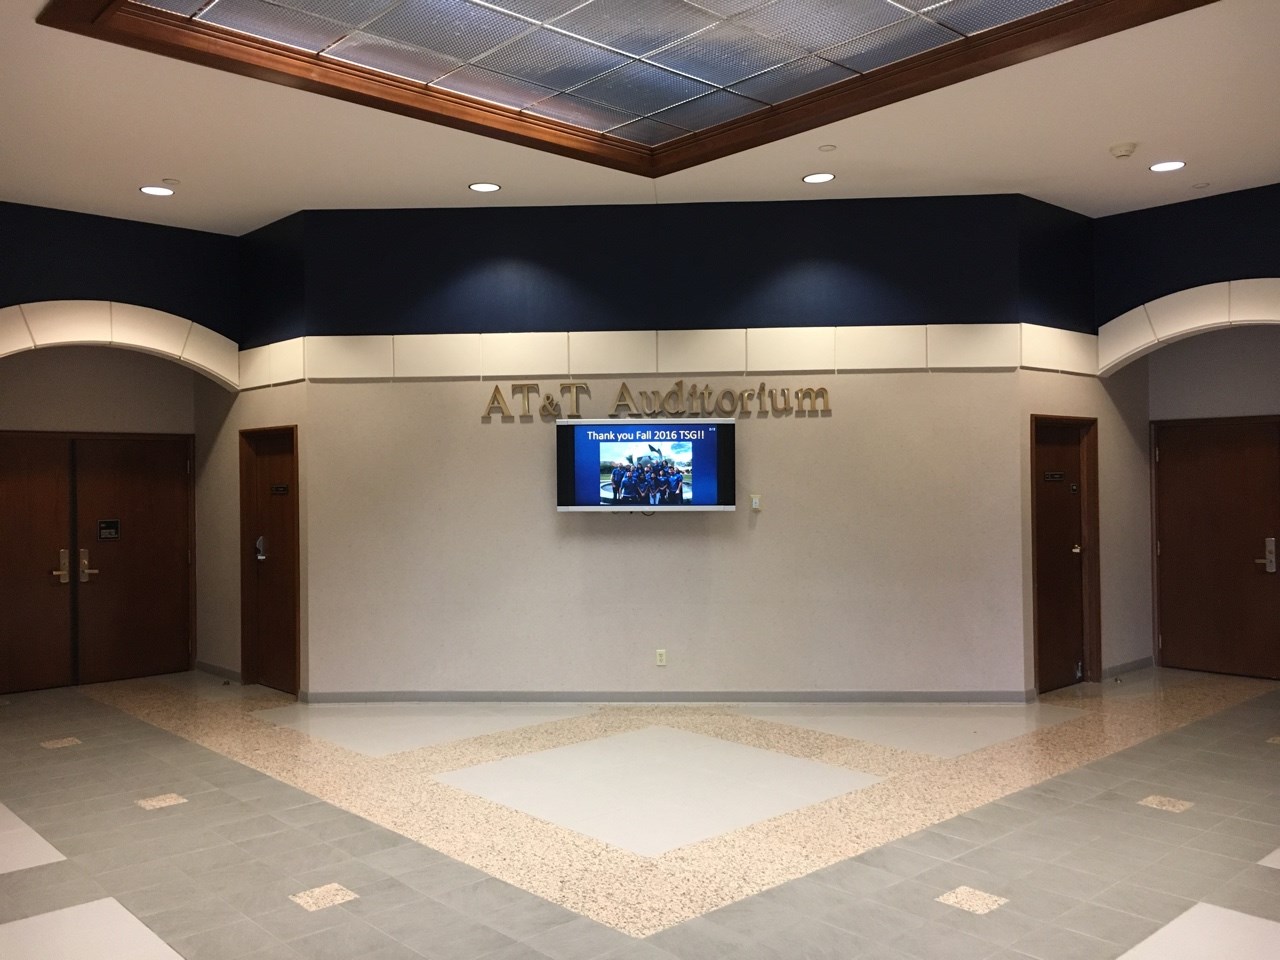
1150;161;1186;172
469;182;501;193
140;185;174;196
802;172;835;184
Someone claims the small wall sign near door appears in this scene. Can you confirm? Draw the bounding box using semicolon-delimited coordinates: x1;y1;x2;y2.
270;485;289;495
97;519;120;541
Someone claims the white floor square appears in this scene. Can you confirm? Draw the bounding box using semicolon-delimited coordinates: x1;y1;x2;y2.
0;803;65;875
434;725;880;856
0;899;182;959
738;702;1084;757
1259;846;1280;870
1117;903;1280;960
252;702;593;756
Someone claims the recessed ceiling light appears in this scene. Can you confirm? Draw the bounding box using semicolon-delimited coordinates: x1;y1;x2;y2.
802;173;835;184
1149;161;1185;172
469;182;501;193
140;185;174;196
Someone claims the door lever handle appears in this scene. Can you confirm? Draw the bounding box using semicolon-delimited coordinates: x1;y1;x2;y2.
255;535;267;561
50;548;70;584
79;548;99;582
1256;536;1276;574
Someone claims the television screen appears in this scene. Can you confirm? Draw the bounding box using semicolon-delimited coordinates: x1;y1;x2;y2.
556;419;735;512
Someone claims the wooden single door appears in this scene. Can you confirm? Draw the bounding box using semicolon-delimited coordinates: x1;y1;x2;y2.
1032;417;1100;693
240;427;300;695
0;436;74;693
76;437;192;684
1156;420;1280;679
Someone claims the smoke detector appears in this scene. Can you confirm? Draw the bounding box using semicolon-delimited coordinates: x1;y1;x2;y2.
1109;142;1138;159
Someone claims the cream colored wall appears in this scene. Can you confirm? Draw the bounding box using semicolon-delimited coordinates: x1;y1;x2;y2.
1015;364;1153;687
1148;325;1280;420
0;346;194;433
192;378;308;677
299;374;1035;697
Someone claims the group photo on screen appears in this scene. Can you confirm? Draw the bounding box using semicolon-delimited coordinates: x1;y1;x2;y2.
599;441;690;506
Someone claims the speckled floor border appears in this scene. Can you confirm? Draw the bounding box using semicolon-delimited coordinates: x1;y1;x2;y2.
82;671;1276;937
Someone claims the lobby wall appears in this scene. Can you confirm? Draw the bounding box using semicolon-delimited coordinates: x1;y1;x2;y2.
187;363;1145;700
1148;324;1280;420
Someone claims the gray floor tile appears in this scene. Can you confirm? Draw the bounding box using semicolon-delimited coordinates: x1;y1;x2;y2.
891;919;999;960
338;876;426;918
750;916;870;959
523;916;634;960
1088;881;1195;924
808;860;902;897
1052;902;1160;947
893;828;980;861
170;918;283;960
702;891;807;941
854;845;944;879
1010;926;1123;960
474;892;578;940
646;916;751;960
359;842;447;876
285;917;404;960
821;898;927;941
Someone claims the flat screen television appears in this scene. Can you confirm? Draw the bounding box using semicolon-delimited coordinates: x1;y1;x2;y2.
556;419;735;512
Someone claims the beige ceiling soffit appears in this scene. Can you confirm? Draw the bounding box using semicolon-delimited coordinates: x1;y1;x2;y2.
36;0;1221;177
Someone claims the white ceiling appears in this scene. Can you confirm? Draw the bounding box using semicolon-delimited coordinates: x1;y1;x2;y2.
2;0;1278;236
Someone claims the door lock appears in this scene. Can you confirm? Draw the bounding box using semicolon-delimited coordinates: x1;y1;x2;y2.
50;549;70;584
1254;536;1276;574
79;548;99;582
1071;544;1082;554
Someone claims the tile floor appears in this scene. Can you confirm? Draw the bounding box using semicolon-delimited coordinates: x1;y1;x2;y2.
0;668;1277;960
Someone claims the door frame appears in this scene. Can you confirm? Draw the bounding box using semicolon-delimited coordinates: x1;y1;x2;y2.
0;430;196;683
1150;414;1280;669
1030;415;1101;690
238;425;300;693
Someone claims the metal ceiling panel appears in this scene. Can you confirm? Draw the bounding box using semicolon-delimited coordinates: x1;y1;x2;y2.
736;0;909;54
607;117;690;145
522;92;636;132
480;0;590;23
274;0;401;26
475;27;630;89
823;15;962;74
548;0;719;58
645;21;807;88
728;55;854;105
198;0;350;51
324;31;461;82
363;0;531;60
569;61;714;116
932;0;1072;36
135;0;209;15
648;89;768;131
430;63;557;108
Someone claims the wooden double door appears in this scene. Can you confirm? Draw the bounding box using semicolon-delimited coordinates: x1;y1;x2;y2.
0;433;191;694
1156;418;1280;679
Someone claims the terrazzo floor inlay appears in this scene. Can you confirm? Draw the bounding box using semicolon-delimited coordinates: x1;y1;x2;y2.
135;793;187;810
1137;794;1194;813
78;668;1277;937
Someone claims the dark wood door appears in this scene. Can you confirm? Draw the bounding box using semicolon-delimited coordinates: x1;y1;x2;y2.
76;437;192;684
1032;418;1100;693
240;427;299;695
0;436;74;693
1156;420;1280;679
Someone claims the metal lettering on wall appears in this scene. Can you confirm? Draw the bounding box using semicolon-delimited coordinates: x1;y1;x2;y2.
481;380;831;420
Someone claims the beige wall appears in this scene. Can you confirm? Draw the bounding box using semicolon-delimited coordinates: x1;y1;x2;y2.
0;346;194;433
1149;324;1280;420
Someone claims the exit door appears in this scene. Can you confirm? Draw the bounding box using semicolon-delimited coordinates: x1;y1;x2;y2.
0;433;192;694
1155;419;1280;679
1031;417;1100;693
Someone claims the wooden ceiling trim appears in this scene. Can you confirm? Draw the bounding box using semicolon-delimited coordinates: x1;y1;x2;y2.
38;0;1220;178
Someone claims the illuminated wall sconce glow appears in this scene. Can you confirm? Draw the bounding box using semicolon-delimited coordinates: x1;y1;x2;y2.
1149;161;1186;172
139;185;174;196
802;173;835;184
469;182;501;193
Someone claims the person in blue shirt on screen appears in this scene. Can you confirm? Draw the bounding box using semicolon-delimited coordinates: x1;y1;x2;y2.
637;467;652;505
668;467;684;504
620;467;638;503
610;463;625;501
655;467;670;505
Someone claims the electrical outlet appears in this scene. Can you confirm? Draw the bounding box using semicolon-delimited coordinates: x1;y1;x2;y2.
655;649;667;666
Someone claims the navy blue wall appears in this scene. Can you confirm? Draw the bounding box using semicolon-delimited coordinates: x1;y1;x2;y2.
0;202;243;341
1094;182;1280;325
293;197;1028;340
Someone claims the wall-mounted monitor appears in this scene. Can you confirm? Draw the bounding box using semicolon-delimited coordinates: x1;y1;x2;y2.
556;419;735;512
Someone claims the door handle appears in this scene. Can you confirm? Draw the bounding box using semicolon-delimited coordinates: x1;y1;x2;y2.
1254;536;1276;573
50;548;70;584
79;548;99;582
255;535;267;561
